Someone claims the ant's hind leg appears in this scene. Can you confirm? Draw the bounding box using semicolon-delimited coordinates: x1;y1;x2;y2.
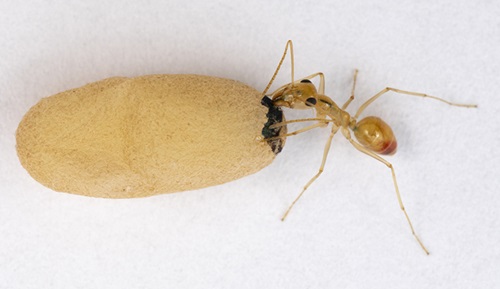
341;127;430;255
354;87;477;119
282;126;339;221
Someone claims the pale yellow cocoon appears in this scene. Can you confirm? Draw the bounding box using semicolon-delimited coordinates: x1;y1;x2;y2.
16;75;277;198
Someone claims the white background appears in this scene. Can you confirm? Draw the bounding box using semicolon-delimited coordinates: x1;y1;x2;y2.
1;1;499;288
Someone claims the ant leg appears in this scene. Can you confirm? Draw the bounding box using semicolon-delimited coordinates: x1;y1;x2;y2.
282;125;340;221
354;87;477;119
270;118;334;129
267;72;326;98
298;72;326;95
261;40;294;97
265;121;328;142
342;69;358;110
341;127;430;255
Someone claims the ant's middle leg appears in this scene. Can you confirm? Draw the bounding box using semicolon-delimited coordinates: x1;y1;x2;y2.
282;125;340;221
342;69;359;110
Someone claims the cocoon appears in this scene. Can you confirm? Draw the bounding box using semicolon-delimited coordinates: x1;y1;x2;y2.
16;74;284;198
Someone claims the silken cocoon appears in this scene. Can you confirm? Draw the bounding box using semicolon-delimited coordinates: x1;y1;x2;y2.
16;75;283;198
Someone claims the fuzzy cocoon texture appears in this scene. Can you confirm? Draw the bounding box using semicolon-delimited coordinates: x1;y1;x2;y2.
16;75;276;198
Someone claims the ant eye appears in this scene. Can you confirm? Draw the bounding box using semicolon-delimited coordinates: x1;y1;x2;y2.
300;79;312;83
305;97;317;106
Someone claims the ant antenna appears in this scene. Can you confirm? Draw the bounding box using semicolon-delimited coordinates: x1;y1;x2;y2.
261;40;294;97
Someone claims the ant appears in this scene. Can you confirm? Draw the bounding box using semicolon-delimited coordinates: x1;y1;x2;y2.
261;40;477;255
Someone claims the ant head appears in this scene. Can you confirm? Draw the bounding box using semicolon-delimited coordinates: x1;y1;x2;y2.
272;79;318;110
353;116;397;155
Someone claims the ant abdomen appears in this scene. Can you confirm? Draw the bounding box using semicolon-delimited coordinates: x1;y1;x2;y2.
353;116;397;155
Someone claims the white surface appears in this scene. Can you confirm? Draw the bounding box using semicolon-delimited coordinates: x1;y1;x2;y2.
1;1;499;288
